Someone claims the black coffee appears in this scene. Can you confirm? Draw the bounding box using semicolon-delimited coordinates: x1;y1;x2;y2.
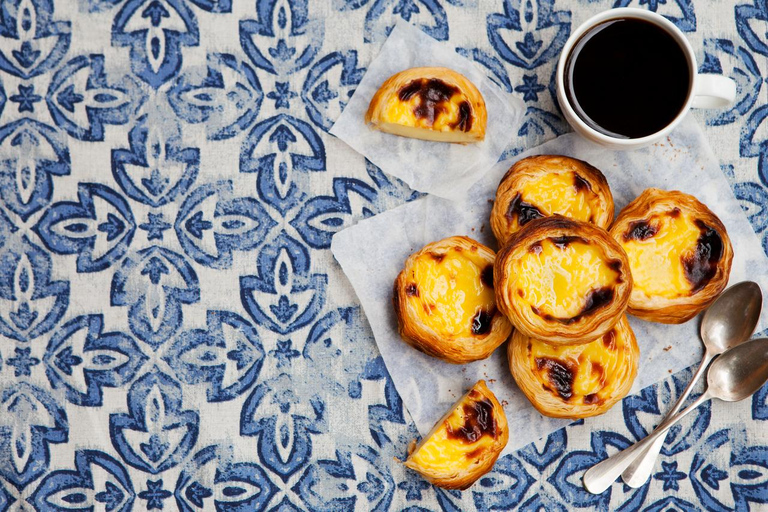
564;18;690;139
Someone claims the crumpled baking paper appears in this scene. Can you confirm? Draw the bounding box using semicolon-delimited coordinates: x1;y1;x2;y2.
331;116;768;455
330;21;525;201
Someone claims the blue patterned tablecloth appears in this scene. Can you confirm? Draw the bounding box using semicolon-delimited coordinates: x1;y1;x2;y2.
0;0;767;510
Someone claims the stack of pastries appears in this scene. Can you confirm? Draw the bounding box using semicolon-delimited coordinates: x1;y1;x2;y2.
392;154;733;489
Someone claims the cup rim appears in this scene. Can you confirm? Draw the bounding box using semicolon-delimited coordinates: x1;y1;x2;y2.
555;7;696;146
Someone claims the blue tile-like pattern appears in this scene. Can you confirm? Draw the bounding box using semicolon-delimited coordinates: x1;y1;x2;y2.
0;0;765;509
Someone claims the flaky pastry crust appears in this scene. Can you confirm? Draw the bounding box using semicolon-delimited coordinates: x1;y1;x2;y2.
404;380;509;489
394;236;512;363
508;315;639;419
609;188;733;323
365;67;486;143
491;155;614;246
495;216;632;345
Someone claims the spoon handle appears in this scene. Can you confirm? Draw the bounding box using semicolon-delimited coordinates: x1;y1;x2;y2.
583;391;712;494
621;351;715;488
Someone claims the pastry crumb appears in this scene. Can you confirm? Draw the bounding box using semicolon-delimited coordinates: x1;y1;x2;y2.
663;346;672;351
501;400;509;407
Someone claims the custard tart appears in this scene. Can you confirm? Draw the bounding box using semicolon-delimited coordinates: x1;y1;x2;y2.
394;236;512;363
404;380;508;489
508;315;639;418
365;67;486;143
495;216;632;345
609;188;733;323
490;155;614;246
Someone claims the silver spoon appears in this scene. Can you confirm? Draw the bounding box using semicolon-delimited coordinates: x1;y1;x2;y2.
622;281;763;487
583;336;768;494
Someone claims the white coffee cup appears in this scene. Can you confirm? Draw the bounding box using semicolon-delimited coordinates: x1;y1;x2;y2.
556;8;736;150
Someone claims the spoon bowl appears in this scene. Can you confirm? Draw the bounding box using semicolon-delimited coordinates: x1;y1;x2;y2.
621;281;763;488
701;281;763;353
707;336;768;401
584;337;768;495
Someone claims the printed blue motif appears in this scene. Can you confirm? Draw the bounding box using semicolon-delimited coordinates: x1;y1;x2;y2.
168;53;263;141
241;113;326;215
30;450;135;512
0;382;68;490
164;309;265;402
0;118;70;221
487;0;571;70
239;0;324;76
0;235;68;342
34;182;136;272
174;181;277;269
240;231;326;335
43;314;147;406
46;55;141;141
0;0;71;79
111;116;200;208
613;0;696;31
111;246;200;348
112;0;200;88
110;370;199;474
301;50;365;131
175;445;277;511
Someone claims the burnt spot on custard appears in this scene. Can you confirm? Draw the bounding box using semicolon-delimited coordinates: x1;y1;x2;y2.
397;78;473;131
471;309;494;335
446;391;497;443
506;193;545;227
591;362;605;381
584;393;601;405
682;220;724;293
535;357;575;400
480;265;494;288
624;219;659;242
429;252;445;263
573;173;592;193
455;101;473;131
549;235;589;250
405;283;419;297
602;330;616;350
531;287;614;324
466;447;485;460
529;241;543;254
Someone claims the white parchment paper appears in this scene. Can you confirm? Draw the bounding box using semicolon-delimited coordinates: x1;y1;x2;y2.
330;21;524;201
331;117;768;455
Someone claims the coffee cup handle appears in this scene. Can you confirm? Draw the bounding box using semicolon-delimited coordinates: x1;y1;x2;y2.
691;74;736;109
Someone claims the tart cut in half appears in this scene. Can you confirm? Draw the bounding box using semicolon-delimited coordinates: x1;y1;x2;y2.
404;380;508;489
365;67;487;143
394;236;512;364
609;188;733;323
490;155;614;247
495;216;633;345
508;315;639;419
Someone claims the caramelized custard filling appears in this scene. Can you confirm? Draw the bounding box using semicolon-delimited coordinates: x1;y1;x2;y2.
407;247;496;337
528;324;632;405
621;210;723;297
382;78;473;132
506;172;603;229
408;390;499;473
513;238;621;321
